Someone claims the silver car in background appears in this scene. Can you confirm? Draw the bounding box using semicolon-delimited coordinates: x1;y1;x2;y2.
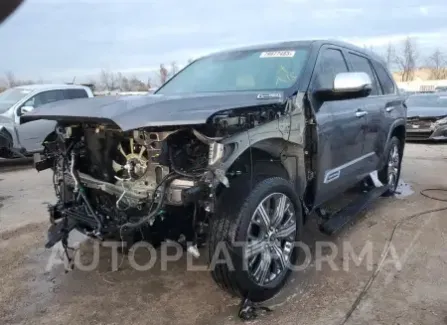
0;84;93;158
405;92;447;141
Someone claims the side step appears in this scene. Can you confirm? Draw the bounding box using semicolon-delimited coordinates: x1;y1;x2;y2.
319;185;389;236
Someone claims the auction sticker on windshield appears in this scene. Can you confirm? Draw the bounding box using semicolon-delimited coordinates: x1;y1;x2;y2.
260;51;296;58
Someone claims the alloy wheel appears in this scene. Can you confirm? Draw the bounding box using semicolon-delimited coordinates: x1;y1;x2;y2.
245;193;296;286
387;144;400;189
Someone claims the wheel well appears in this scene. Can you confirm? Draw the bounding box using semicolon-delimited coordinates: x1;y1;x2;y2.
43;131;57;143
216;147;289;197
229;147;290;179
391;125;406;145
0;128;12;143
0;129;13;158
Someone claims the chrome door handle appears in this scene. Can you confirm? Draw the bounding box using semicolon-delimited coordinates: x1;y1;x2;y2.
355;110;367;117
386;107;394;112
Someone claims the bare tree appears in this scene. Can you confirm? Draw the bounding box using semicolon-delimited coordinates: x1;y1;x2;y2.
0;76;8;91
115;72;131;91
385;43;395;70
427;49;447;80
100;69;118;91
147;77;152;90
394;37;418;82
159;64;168;85
170;61;179;77
3;71;39;87
121;75;131;91
5;71;17;87
128;76;148;91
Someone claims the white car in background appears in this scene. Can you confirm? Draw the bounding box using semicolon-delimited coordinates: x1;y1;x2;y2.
0;84;93;158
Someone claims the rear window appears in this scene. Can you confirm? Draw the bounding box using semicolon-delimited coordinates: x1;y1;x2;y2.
64;89;88;99
372;62;395;94
347;53;380;95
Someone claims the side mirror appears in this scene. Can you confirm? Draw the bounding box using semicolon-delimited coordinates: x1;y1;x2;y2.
333;72;372;93
20;105;34;115
315;72;372;101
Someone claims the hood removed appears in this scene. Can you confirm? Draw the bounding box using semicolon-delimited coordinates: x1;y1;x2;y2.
20;92;284;131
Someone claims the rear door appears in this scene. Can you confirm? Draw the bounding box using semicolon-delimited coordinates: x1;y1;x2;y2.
16;89;64;152
345;51;384;173
370;61;404;167
310;46;367;206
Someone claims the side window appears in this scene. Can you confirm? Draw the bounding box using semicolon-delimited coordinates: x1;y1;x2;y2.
347;53;380;95
372;62;395;94
64;89;88;99
33;90;65;108
312;48;348;90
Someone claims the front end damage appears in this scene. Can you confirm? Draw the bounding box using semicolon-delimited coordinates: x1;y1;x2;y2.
35;98;309;255
406;116;447;140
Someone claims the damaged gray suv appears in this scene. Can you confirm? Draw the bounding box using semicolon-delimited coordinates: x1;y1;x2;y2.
24;40;406;303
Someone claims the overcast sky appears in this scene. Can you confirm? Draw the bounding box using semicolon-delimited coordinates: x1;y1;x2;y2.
1;0;447;82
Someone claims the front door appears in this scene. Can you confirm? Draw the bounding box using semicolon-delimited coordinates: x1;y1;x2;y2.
310;46;367;206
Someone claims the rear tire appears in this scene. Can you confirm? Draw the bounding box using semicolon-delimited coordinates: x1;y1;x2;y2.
378;136;402;196
208;167;302;302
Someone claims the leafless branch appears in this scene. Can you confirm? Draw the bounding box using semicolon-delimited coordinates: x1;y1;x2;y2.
170;61;179;77
385;43;395;70
426;49;447;80
159;64;169;86
5;71;17;87
100;69;118;91
394;37;418;82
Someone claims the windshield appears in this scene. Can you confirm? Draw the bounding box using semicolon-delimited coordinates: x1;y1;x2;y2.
405;94;447;107
156;47;310;95
0;88;32;114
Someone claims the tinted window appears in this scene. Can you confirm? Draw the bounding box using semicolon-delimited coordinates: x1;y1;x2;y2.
312;48;348;90
347;53;380;95
24;90;64;108
64;89;88;99
373;62;395;94
157;47;310;94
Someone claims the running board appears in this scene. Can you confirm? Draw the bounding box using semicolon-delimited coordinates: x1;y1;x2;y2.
319;185;389;236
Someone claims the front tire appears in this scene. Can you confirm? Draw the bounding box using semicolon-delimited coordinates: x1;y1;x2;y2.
0;130;14;159
379;136;402;196
208;176;302;302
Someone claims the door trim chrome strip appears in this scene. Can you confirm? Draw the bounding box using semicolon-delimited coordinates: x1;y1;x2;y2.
323;152;375;184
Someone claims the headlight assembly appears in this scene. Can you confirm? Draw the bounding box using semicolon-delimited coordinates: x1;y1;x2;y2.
435;117;447;125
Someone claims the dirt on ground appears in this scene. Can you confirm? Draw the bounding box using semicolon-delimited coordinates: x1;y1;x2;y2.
0;143;446;325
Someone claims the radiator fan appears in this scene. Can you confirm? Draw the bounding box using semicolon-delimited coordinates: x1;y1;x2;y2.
112;138;148;180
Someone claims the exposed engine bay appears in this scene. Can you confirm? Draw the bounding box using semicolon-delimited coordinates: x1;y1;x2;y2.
36;105;299;250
